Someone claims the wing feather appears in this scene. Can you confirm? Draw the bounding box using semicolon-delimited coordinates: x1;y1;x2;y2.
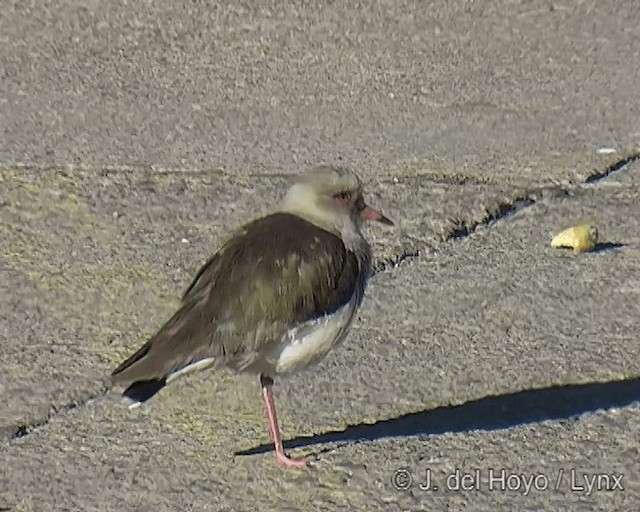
111;213;363;385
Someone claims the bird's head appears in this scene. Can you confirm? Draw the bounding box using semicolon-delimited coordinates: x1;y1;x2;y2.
280;165;393;238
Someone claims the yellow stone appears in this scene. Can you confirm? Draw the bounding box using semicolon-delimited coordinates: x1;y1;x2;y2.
551;222;598;254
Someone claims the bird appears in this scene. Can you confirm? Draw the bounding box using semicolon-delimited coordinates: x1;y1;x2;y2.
110;165;393;468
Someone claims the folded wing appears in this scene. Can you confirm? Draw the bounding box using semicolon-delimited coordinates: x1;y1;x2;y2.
111;213;362;388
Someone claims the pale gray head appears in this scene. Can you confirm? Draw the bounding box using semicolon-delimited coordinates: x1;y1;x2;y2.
280;165;393;239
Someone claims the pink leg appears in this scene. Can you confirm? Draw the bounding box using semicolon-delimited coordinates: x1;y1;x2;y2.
260;375;307;468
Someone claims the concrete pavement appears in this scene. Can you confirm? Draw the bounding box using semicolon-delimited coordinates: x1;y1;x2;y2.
1;1;639;511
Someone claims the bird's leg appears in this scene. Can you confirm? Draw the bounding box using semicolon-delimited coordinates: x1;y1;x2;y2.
260;374;307;468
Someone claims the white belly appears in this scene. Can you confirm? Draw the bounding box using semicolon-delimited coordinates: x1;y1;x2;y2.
274;297;358;375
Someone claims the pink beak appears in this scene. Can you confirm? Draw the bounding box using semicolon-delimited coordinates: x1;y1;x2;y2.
361;205;394;226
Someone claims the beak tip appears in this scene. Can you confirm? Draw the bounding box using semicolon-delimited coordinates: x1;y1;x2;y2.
361;205;394;226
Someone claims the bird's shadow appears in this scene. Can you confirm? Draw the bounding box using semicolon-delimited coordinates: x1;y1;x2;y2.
235;377;640;457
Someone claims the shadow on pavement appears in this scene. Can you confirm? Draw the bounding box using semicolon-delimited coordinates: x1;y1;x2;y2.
236;377;640;456
591;242;625;254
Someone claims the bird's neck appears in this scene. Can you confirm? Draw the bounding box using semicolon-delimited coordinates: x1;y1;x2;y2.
278;188;370;253
338;215;369;253
278;204;369;257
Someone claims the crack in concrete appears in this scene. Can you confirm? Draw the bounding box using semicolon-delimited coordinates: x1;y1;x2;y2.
4;386;109;445
373;151;639;273
449;151;639;237
584;152;640;184
5;152;638;445
447;196;537;240
372;249;421;276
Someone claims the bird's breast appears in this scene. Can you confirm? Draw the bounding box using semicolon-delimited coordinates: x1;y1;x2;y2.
273;294;360;375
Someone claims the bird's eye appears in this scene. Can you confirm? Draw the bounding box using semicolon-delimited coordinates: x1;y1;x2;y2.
333;191;352;201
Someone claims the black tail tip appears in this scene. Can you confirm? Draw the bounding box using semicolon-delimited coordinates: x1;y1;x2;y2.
122;378;167;405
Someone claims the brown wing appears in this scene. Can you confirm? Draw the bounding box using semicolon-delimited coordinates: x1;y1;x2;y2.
111;213;363;385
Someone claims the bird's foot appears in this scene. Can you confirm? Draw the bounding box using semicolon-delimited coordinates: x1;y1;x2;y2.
275;452;308;468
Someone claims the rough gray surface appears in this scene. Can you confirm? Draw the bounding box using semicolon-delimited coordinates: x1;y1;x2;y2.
1;0;639;179
1;1;639;511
